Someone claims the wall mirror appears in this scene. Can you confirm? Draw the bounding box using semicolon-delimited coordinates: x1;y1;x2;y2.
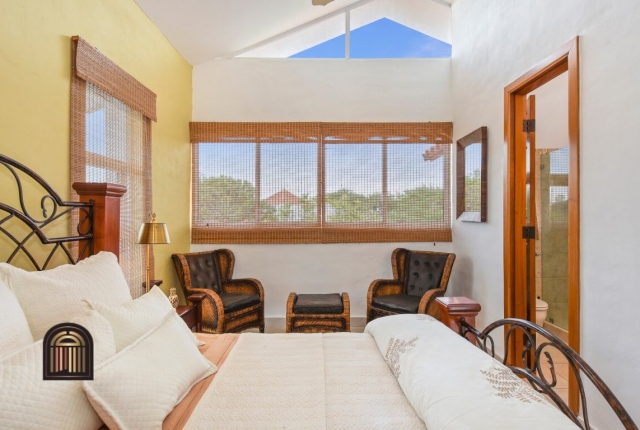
456;127;487;222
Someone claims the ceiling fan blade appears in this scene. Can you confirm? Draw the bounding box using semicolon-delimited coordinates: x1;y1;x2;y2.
312;0;334;5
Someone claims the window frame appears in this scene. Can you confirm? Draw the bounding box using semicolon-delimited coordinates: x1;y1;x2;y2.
70;36;156;298
191;122;453;244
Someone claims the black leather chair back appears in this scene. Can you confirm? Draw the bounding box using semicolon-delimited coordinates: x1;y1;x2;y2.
184;252;222;294
404;251;449;296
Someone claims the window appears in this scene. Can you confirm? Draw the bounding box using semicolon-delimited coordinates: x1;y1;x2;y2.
191;122;452;244
237;0;451;59
70;36;156;298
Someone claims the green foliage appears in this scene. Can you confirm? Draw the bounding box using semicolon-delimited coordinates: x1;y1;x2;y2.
198;176;255;223
388;187;444;222
198;176;445;225
325;189;382;223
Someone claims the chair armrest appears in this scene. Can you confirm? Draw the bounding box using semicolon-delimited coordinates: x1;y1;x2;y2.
418;287;446;317
223;278;265;301
185;288;226;331
341;292;350;331
187;293;206;332
367;279;403;304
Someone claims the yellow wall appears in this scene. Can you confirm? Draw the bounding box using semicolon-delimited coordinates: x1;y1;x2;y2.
0;0;192;299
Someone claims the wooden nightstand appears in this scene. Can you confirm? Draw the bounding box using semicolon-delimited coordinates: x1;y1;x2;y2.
177;306;198;332
176;293;205;332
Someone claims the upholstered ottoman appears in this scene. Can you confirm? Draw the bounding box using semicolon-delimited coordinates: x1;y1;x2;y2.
286;292;350;333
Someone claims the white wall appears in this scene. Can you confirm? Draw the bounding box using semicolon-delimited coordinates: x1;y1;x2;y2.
192;58;453;326
451;0;640;427
193;58;452;122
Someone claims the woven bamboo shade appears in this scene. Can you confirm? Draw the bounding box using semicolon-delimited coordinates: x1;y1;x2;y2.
191;122;452;244
70;36;154;298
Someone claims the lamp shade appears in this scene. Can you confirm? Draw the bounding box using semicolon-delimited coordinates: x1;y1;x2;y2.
137;222;170;244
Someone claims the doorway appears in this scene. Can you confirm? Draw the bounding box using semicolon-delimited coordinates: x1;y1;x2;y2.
503;38;580;412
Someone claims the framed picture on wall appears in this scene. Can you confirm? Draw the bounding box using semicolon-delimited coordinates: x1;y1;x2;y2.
456;127;488;222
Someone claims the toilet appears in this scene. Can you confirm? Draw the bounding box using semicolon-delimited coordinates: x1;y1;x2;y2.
536;298;549;326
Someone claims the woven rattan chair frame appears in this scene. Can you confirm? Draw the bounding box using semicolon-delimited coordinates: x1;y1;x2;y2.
172;250;265;334
286;292;350;333
366;248;455;323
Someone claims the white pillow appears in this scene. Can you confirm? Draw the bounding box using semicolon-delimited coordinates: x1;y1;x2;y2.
0;277;34;357
83;310;216;430
0;311;115;430
85;286;201;351
0;252;132;340
72;310;117;365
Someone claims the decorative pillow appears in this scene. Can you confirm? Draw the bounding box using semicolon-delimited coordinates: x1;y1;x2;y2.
0;277;34;357
0;252;132;340
83;310;217;430
85;286;201;351
0;311;116;430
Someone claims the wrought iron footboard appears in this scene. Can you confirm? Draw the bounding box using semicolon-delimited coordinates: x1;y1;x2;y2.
460;317;637;430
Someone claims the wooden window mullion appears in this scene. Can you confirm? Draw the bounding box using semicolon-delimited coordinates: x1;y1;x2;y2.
318;140;326;229
382;141;388;224
255;142;261;223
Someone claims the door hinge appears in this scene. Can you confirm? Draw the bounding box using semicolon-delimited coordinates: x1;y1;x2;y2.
522;226;536;240
523;119;536;133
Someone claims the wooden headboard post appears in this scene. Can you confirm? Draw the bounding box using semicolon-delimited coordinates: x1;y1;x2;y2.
72;182;126;260
436;296;482;343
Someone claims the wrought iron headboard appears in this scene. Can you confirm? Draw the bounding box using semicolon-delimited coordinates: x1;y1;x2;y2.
0;154;93;270
460;318;637;430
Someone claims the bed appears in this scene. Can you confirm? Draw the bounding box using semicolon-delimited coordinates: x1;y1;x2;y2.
0;154;637;430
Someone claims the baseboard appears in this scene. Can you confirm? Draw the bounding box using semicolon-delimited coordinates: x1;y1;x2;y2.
264;316;367;333
543;321;569;343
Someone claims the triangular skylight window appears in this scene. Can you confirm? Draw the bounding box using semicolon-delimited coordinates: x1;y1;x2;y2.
236;0;452;59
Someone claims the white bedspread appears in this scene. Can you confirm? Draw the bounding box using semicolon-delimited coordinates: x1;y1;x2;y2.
184;333;425;430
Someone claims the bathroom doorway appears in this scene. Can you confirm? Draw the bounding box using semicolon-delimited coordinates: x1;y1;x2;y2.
503;38;580;412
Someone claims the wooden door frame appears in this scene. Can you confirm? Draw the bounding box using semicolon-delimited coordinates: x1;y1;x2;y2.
503;37;580;411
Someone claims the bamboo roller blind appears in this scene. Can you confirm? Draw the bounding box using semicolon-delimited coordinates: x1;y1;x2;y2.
191;122;453;244
70;36;155;298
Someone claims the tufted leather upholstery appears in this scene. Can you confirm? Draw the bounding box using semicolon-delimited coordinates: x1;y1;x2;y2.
183;252;222;293
171;250;265;334
404;251;450;297
293;293;344;314
366;248;455;323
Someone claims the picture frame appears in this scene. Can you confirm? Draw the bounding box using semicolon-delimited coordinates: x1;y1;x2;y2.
456;127;488;222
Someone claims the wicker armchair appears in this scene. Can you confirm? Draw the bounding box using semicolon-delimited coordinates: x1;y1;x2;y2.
171;250;265;334
367;248;455;323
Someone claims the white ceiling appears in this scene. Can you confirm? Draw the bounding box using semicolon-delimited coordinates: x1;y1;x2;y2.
135;0;452;65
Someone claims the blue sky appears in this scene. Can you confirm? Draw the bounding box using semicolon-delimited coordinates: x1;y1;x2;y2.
290;18;452;59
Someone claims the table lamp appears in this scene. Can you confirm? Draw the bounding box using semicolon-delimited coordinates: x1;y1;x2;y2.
137;212;170;292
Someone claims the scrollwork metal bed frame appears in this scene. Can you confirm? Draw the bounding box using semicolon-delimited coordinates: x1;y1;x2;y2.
1;153;124;270
460;317;637;429
0;154;94;269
